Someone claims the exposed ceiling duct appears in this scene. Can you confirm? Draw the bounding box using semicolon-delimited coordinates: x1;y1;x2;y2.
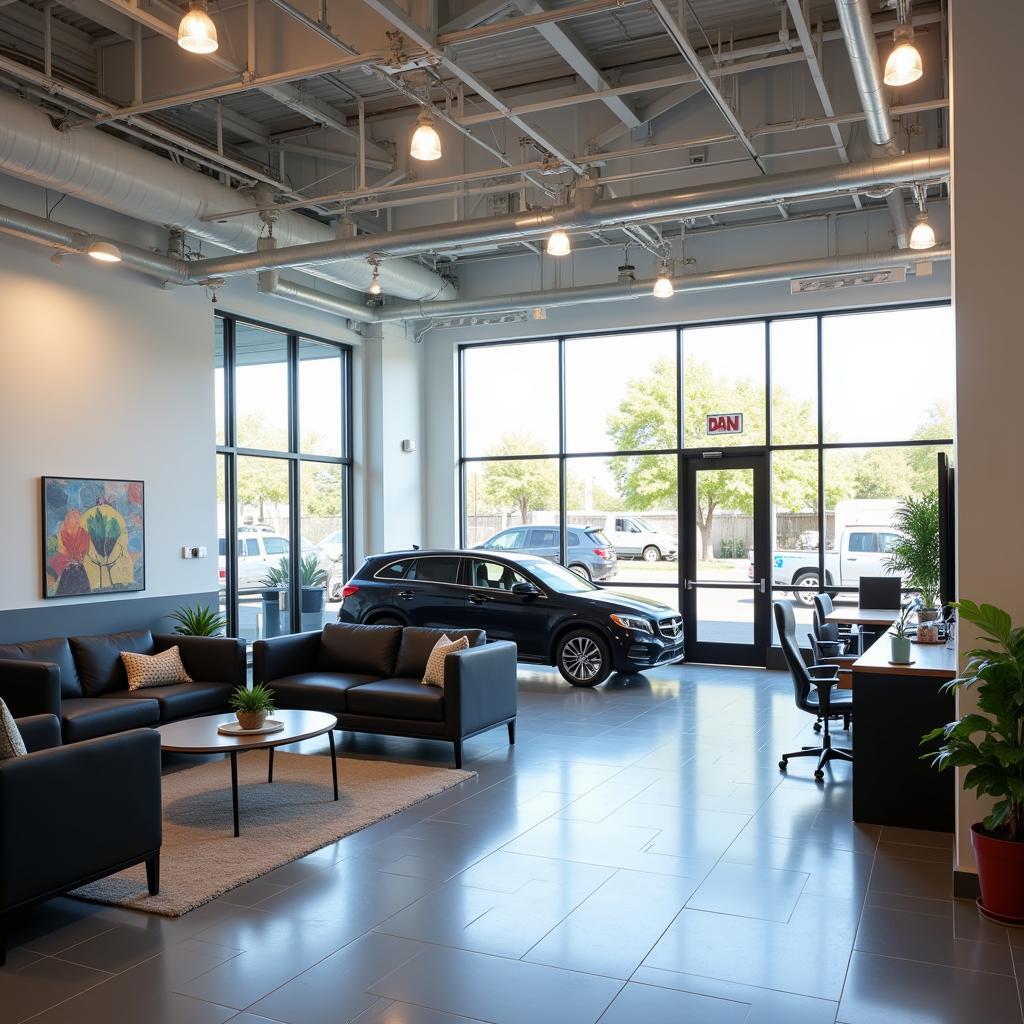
0;92;453;301
834;0;912;247
187;149;950;279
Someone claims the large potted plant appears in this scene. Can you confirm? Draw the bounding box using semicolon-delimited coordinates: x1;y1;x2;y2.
922;600;1024;923
260;554;328;634
885;492;941;621
169;603;227;637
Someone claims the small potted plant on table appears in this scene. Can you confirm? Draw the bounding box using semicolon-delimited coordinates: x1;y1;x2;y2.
923;600;1024;923
890;604;914;664
230;683;277;731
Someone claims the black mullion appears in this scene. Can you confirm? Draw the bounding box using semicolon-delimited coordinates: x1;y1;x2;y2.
558;337;567;567
287;333;301;635
817;313;826;592
223;314;239;640
458;346;467;548
676;326;684;622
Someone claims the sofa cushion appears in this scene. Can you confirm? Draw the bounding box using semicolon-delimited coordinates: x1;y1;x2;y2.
345;678;445;722
60;696;160;743
317;623;401;677
265;672;379;712
100;682;233;721
422;634;469;689
0;636;83;698
394;627;486;679
70;630;155;696
0;699;27;759
123;646;192;690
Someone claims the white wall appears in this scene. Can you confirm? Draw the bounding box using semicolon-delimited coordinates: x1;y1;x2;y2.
949;0;1024;875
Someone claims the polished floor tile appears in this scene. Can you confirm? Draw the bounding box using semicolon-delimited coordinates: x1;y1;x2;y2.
9;662;1019;1024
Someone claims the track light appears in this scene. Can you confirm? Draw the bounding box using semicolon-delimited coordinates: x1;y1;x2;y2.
652;259;674;298
884;24;922;86
410;111;442;161
546;229;571;256
368;259;382;295
87;241;122;263
909;210;935;250
177;0;219;54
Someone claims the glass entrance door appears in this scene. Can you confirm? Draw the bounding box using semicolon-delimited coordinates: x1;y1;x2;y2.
682;453;770;665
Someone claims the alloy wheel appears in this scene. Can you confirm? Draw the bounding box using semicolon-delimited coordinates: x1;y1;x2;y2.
561;635;604;683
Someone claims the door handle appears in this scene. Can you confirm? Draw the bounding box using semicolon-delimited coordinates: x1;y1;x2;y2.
397;590;415;600
469;593;491;605
758;578;766;594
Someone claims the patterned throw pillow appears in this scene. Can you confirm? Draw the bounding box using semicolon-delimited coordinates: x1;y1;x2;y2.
421;634;469;689
0;699;27;760
121;646;193;691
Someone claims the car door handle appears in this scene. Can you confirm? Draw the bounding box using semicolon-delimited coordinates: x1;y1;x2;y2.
846;557;857;561
469;593;492;604
397;590;415;600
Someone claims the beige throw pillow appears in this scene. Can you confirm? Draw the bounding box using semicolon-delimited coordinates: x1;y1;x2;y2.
421;634;469;688
0;699;27;760
122;646;193;691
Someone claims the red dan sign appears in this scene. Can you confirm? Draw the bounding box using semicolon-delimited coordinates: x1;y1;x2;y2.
706;413;744;436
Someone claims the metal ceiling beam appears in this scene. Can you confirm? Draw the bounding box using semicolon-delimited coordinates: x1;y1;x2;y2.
508;0;640;130
590;83;701;150
59;0;137;39
439;0;512;33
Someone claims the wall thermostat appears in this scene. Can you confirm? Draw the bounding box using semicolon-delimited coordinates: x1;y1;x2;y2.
401;439;417;453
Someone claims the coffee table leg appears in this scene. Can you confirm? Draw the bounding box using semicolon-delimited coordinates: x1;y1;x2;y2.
268;747;274;784
230;751;240;837
328;730;338;800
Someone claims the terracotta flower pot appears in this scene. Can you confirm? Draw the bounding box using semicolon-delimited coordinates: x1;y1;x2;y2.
972;823;1024;924
236;710;268;731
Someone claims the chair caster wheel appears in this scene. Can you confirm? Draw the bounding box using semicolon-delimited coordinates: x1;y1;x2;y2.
779;760;788;771
814;769;824;780
813;722;822;733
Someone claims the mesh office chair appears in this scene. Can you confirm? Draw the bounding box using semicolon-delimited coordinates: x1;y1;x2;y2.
775;601;853;781
809;594;854;733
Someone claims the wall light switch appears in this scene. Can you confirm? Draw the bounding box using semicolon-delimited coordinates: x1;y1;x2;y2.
181;546;193;559
195;546;207;558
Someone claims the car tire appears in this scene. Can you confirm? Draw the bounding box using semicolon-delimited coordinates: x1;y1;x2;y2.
368;613;404;626
792;571;820;606
568;563;592;581
641;545;661;562
555;629;612;687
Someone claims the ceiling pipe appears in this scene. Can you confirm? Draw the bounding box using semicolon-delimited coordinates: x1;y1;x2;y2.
188;148;950;278
0;91;453;301
377;247;951;322
834;0;911;247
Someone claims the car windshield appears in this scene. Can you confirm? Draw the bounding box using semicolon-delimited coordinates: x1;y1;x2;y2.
633;517;655;532
526;560;598;594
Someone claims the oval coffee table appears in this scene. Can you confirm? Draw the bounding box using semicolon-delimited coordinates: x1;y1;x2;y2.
158;709;338;837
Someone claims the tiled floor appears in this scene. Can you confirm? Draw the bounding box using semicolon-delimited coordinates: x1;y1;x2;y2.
5;663;1022;1024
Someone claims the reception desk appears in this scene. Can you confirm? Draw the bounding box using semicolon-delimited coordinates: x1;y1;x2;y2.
852;633;957;832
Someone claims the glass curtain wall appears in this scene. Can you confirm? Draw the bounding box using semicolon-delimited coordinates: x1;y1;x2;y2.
459;303;954;656
215;313;352;644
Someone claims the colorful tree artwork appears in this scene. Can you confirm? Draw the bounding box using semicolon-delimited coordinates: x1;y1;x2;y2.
43;478;145;598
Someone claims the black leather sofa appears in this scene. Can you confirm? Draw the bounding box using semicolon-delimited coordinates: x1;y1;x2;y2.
0;715;162;965
0;629;245;743
254;623;518;768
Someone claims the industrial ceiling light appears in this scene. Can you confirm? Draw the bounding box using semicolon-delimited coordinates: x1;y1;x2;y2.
410;110;442;161
368;258;382;295
652;259;674;298
909;209;935;250
884;25;922;86
86;240;122;263
546;229;571;256
177;0;219;54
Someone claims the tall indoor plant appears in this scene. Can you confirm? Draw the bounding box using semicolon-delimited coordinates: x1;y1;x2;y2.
922;599;1024;922
885;492;941;620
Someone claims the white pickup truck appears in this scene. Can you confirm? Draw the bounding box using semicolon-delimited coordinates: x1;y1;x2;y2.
759;500;903;605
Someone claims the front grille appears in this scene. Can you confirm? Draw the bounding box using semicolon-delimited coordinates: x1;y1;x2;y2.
659;616;683;640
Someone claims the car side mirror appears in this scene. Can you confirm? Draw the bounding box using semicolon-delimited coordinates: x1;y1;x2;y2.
512;582;540;597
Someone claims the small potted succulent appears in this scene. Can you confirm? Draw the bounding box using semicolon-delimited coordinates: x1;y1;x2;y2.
923;600;1024;923
889;604;913;664
229;683;276;731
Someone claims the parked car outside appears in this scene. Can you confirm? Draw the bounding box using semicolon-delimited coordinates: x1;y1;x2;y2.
478;525;617;581
217;528;314;590
337;549;683;686
602;514;678;562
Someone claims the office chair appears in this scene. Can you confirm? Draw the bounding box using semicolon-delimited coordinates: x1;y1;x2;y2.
808;594;854;733
858;575;902;609
775;601;853;781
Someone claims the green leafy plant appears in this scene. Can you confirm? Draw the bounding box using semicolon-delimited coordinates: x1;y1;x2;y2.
884;493;940;609
169;603;227;637
922;600;1024;841
889;604;914;639
259;554;327;589
229;683;277;715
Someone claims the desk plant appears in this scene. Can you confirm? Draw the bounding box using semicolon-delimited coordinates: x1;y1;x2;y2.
922;599;1024;922
885;493;941;621
230;683;276;731
889;604;914;664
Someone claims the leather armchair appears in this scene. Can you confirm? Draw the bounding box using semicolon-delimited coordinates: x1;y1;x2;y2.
0;660;61;719
0;717;162;965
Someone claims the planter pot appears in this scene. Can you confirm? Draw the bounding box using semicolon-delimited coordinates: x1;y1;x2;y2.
890;635;912;663
301;586;326;632
261;589;283;638
918;607;940;623
972;823;1024;924
236;710;268;731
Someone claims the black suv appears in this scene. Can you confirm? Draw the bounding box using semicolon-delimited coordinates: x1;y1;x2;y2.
338;549;684;686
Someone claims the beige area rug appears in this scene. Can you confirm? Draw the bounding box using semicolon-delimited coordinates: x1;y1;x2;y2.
72;752;475;917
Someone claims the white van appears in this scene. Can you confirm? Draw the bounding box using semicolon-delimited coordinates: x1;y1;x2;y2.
604;515;678;562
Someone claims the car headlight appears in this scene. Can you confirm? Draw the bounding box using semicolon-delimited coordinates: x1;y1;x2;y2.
610;613;654;634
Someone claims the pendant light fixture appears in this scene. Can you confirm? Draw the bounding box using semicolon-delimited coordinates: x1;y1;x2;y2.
87;240;122;263
410;110;442;161
883;2;922;86
652;259;674;298
908;184;936;250
177;0;219;54
368;258;382;295
546;229;571;256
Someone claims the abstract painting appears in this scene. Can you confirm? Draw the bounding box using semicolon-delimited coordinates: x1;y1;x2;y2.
42;477;145;598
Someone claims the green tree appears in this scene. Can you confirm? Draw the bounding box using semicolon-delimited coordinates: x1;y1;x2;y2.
479;433;558;524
